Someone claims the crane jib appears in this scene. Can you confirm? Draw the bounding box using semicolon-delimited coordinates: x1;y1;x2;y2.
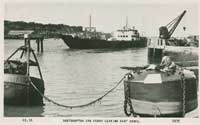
159;10;187;39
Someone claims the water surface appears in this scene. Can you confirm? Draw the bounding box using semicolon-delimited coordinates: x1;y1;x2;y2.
4;38;151;117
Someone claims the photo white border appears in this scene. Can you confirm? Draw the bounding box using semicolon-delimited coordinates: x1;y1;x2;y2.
1;0;200;124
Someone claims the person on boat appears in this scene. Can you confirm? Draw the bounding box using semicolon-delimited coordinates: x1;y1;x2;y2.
159;51;176;72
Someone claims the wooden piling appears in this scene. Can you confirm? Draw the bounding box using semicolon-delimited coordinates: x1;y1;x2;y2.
37;39;40;52
41;39;44;52
24;36;44;53
24;39;27;47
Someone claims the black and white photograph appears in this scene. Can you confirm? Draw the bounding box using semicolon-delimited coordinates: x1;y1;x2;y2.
2;0;199;121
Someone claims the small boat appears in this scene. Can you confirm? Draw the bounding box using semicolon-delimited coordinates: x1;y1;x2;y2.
61;16;147;49
123;65;198;117
4;38;45;105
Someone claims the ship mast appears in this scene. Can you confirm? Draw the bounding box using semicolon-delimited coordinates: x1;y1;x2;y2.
85;14;96;32
89;14;92;32
126;16;128;29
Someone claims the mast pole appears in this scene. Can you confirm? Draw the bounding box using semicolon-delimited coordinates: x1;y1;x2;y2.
126;16;128;29
89;14;91;32
25;36;30;105
26;39;30;76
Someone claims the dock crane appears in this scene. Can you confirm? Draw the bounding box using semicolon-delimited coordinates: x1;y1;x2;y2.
159;10;186;39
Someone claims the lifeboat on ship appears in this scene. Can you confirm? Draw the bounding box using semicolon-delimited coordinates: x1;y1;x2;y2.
123;65;198;117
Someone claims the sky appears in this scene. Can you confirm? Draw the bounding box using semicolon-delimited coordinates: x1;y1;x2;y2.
4;1;199;37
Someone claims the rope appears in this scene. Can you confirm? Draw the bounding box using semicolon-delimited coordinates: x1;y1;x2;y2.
28;75;126;108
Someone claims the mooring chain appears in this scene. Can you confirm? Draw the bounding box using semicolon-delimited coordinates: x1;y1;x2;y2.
124;83;132;116
123;72;136;117
28;75;126;109
179;70;186;117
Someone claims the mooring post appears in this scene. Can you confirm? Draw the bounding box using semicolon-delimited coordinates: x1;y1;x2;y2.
24;38;27;46
41;38;44;52
36;39;40;53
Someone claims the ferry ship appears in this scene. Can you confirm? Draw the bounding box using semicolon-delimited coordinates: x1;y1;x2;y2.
61;16;147;49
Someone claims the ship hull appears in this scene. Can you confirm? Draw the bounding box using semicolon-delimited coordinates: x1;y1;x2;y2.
61;35;147;49
4;74;45;105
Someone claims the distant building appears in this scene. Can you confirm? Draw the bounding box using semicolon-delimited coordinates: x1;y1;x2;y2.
8;30;34;39
8;30;34;36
